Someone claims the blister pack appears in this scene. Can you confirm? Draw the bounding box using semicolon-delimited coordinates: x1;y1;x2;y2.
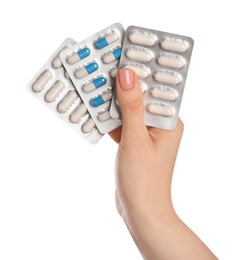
59;23;124;134
110;25;194;130
27;38;103;144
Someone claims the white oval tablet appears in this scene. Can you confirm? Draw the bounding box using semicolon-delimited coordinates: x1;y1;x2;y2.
82;118;95;133
125;47;153;63
150;87;178;101
129;30;157;46
32;70;53;93
125;64;150;79
98;110;111;122
147;103;175;117
161;37;189;53
70;103;87;123
45;80;65;103
52;56;62;69
157;53;186;69
154;70;182;85
57;91;78;113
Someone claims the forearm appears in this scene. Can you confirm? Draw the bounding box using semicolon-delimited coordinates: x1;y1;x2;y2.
122;205;218;260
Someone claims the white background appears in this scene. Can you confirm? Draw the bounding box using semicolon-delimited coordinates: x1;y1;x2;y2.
0;0;246;259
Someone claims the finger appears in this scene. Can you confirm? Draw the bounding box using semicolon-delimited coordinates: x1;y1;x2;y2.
116;68;148;144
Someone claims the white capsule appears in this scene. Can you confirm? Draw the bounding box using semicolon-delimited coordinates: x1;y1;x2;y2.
64;71;70;79
161;37;189;53
67;54;80;64
110;67;118;78
150;87;178;101
157;53;186;69
125;47;153;63
154;70;182;85
125;64;150;79
91;91;112;107
102;52;116;64
70;103;87;123
95;32;119;49
129;30;157;46
57;91;78;113
32;70;53;93
45;80;65;103
52;56;62;69
147;104;175;117
82;118;95;133
98;110;111;122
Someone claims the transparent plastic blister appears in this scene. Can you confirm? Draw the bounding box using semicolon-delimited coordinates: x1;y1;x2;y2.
59;23;124;134
110;25;194;130
27;38;103;144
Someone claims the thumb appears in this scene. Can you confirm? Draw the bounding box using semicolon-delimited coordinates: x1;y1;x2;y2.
116;68;147;143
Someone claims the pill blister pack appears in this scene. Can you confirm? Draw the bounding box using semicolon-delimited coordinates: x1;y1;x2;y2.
27;38;103;144
60;23;124;134
110;26;194;130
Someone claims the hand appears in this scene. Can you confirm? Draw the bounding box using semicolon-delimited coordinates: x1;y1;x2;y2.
109;68;217;260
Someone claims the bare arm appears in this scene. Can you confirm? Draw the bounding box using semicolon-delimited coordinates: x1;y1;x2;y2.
109;68;217;260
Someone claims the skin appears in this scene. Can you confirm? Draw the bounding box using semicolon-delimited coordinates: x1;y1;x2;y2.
109;68;218;260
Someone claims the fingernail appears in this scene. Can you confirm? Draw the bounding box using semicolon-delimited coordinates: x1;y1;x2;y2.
119;69;134;90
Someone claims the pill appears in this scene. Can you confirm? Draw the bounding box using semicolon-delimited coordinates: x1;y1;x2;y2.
52;56;63;69
129;30;157;46
147;104;174;117
70;103;87;123
45;80;65;103
157;53;185;69
32;70;53;93
67;48;91;64
91;91;112;107
161;37;189;53
102;47;122;64
82;118;95;133
110;67;118;78
57;91;78;113
154;70;182;85
98;110;111;121
83;77;107;93
150;87;178;101
74;62;99;79
95;32;119;49
125;64;150;79
64;71;70;79
125;47;153;63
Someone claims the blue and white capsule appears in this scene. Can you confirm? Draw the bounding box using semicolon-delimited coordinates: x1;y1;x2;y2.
95;32;119;49
67;47;91;64
74;62;99;79
102;47;122;64
91;91;112;107
83;77;107;93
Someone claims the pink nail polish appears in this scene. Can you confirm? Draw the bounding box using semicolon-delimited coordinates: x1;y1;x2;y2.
119;69;134;90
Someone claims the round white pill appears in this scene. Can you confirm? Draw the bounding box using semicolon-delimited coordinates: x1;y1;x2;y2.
150;87;178;101
125;47;153;63
161;37;189;53
154;70;182;85
157;53;186;69
147;104;175;117
45;80;65;103
32;70;53;93
57;91;78;113
129;30;157;46
70;103;87;123
82;118;95;133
